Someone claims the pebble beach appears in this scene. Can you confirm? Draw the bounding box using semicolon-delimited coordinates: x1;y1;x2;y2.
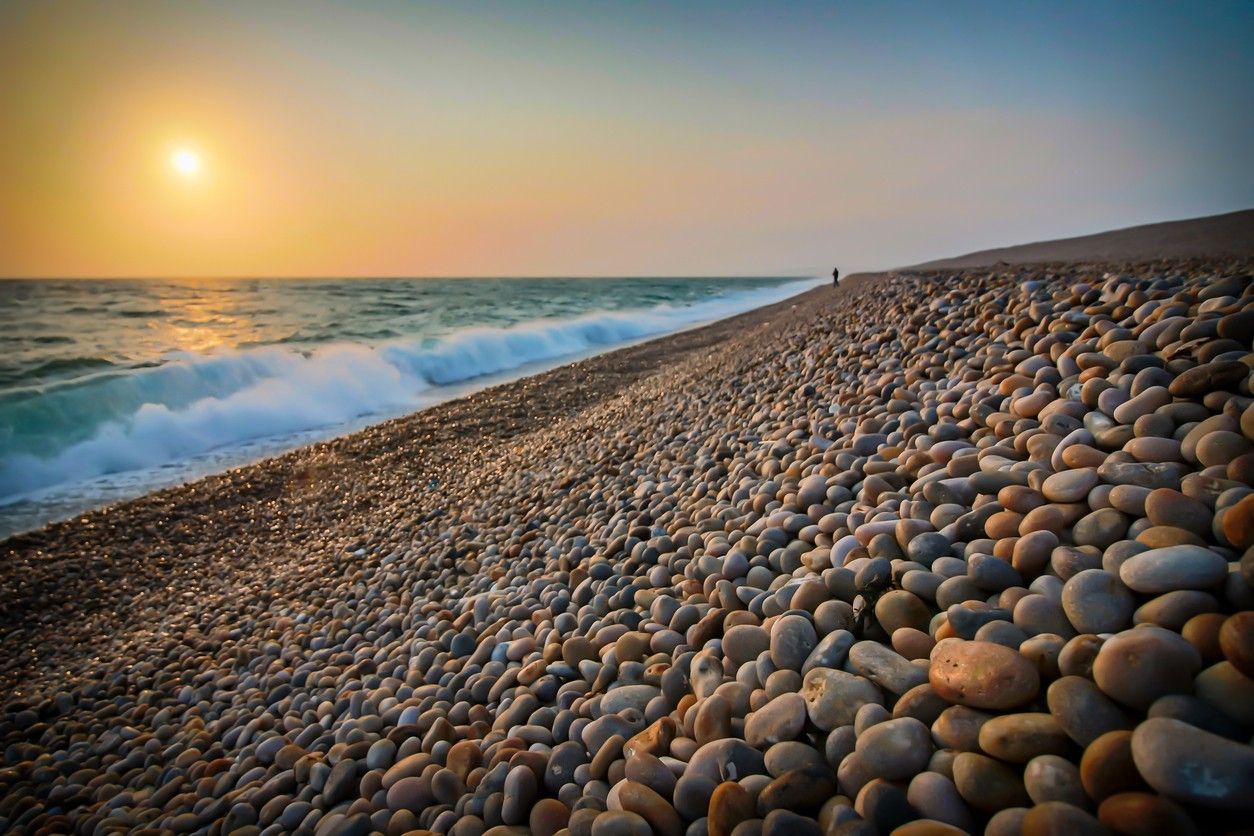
2;259;1253;835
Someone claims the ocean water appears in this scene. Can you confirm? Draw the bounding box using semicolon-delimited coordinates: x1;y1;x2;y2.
0;276;819;538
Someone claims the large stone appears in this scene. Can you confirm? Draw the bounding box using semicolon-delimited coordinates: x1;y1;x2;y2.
952;752;1029;813
1222;494;1254;549
1092;627;1202;710
686;738;766;783
771;615;818;671
1021;802;1108;835
976;713;1071;763
874;590;931;635
592;812;653;836
1046;676;1131;746
1061;569;1134;634
607;780;683;836
931;704;993;752
602;685;661;715
1219;611;1254;678
708;782;756;836
1119;545;1229;593
1024;755;1086;807
1169;360;1248;397
1097;461;1186;490
854;717;931;780
1131;717;1254;810
1144;488;1212;535
757;765;838;815
1193;661;1254;727
745;693;807;749
694;694;733;746
323;758;363;806
1080;730;1146;802
906;772;974;832
724;625;771;668
846;640;929;695
800;668;883;731
929;639;1039;710
1041;468;1099;503
502;764;538;825
1072;508;1128;549
1096;792;1200;836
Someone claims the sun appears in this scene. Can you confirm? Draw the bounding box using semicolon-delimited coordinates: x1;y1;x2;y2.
170;147;202;177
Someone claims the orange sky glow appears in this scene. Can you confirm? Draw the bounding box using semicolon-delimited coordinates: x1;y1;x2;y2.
1;1;1250;277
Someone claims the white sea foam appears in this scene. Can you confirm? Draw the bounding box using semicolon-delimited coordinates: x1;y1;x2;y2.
0;278;821;516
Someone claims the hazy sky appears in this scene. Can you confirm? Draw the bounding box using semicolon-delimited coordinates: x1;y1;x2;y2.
1;1;1251;277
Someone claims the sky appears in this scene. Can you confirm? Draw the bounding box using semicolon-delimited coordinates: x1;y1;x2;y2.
0;1;1251;278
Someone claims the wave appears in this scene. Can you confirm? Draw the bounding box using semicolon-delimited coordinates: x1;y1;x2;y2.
0;278;821;503
4;355;116;387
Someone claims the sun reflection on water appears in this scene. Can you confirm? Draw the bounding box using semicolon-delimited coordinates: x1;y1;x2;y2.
145;281;269;356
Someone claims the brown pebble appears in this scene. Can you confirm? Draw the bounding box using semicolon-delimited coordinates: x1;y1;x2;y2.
977;712;1072;763
709;781;757;836
1021;801;1107;836
1219;611;1254;678
951;752;1029;812
530;799;571;836
1222;493;1254;549
1092;626;1202;710
1097;792;1200;836
1080;731;1146;802
607;780;682;836
929;639;1039;710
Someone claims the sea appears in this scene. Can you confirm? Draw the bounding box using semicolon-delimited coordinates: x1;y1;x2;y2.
0;276;821;538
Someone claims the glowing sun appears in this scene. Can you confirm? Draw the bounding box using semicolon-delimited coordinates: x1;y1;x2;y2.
170;147;202;177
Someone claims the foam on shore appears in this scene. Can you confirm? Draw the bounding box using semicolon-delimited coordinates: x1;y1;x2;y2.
0;278;822;531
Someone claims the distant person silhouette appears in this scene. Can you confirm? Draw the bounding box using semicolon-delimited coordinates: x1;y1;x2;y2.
832;267;840;287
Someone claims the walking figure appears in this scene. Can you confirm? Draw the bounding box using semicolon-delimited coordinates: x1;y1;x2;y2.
832;266;840;287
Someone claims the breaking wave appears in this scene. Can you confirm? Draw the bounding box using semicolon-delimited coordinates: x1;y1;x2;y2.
0;278;821;502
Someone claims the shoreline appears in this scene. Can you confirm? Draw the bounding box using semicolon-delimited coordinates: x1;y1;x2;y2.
0;280;833;697
0;277;824;541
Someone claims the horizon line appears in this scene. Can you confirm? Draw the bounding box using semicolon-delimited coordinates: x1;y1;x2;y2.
0;272;823;282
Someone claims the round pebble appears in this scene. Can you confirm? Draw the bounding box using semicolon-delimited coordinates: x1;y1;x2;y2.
928;639;1040;710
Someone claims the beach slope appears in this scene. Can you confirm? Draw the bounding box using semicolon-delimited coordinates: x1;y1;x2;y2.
910;207;1254;269
1;243;1252;833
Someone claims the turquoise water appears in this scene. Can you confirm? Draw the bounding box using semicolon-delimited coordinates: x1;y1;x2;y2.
0;276;819;537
